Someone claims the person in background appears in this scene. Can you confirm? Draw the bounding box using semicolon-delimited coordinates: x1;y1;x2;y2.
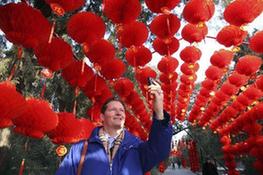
55;79;173;175
202;157;219;175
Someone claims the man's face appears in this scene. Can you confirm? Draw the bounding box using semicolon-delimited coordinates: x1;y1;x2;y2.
101;101;126;129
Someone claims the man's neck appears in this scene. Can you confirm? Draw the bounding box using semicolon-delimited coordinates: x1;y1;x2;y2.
103;127;123;138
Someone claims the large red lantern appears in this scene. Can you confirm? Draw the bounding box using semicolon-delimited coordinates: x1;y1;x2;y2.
103;0;141;24
117;21;148;48
67;12;105;45
183;0;215;24
150;14;181;39
223;0;263;26
235;55;262;76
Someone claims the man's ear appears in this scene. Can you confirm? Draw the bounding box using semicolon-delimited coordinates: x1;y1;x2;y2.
100;113;104;122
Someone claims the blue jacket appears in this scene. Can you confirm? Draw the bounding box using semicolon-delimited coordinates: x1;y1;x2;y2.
55;112;173;175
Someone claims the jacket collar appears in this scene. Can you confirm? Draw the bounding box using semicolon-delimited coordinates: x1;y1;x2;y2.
88;126;141;148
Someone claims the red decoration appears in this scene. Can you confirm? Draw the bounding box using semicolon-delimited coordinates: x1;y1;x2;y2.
159;72;178;84
48;112;95;144
221;83;238;96
135;67;157;85
216;25;248;47
0;3;52;49
13;98;58;139
249;30;263;54
201;79;215;90
181;23;208;43
125;46;152;67
67;12;105;45
228;72;248;87
100;58;126;79
180;46;201;63
235;55;262;76
150;14;181;39
145;0;180;13
224;0;263;26
117;21;148;48
0;81;26;128
82;75;109;99
62;60;94;88
34;37;73;72
103;0;141;24
157;56;179;73
210;49;234;68
183;0;215;24
205;66;223;80
114;78;134;97
45;0;84;15
85;39;115;65
153;37;179;56
180;63;199;75
255;75;263;91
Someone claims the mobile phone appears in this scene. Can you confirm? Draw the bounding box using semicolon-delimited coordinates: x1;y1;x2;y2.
147;77;155;86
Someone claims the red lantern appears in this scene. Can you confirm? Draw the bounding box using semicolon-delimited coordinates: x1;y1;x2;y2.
159;72;178;84
67;12;105;45
34;38;73;72
216;25;248;47
85;39;115;65
45;0;84;15
153;37;179;56
249;30;263;54
48;112;94;144
61;60;94;88
255;75;263;92
0;3;52;49
157;56;179;73
205;66;223;81
183;0;215;24
228;72;248;87
210;49;234;68
181;23;208;43
201;79;215;90
235;55;262;76
103;0;141;24
126;46;151;67
135;67;157;85
114;78;134;97
180;63;199;75
13;98;58;139
150;14;181;39
180;46;202;63
221;83;238;96
0;81;26;128
224;0;263;26
100;58;126;79
145;0;180;13
117;21;148;48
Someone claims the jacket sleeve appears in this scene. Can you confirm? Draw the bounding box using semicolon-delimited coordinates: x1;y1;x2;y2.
55;141;83;175
138;110;173;173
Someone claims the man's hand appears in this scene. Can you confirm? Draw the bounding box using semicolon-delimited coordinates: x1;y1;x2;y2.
148;79;164;120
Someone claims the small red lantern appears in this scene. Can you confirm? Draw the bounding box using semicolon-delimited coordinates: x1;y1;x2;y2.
181;23;208;43
249;30;263;54
216;25;248;47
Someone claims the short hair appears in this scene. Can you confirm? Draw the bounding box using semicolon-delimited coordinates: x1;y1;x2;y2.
100;97;126;114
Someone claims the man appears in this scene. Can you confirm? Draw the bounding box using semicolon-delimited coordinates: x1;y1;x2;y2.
202;158;219;175
55;80;173;175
